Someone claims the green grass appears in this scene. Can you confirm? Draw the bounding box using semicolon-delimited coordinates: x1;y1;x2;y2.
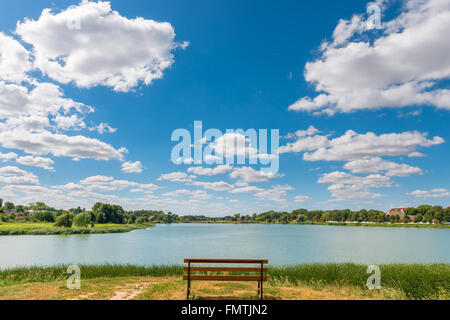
0;264;448;300
269;263;450;300
0;265;182;286
0;222;153;236
297;222;450;228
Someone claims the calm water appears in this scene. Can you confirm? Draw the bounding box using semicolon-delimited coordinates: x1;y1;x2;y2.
0;224;449;268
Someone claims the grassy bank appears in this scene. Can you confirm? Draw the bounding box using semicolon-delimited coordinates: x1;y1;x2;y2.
183;221;450;228
0;223;153;236
308;222;450;229
0;264;448;300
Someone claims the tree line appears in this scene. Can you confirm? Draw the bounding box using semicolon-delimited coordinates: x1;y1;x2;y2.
1;198;449;226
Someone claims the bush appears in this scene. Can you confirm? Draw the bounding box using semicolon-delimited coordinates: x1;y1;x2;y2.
54;213;73;228
73;212;93;228
34;211;55;223
135;216;147;224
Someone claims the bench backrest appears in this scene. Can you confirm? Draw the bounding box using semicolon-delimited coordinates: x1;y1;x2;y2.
183;259;268;282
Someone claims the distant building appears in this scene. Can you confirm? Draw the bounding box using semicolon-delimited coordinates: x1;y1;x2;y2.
1;209;17;215
387;208;407;219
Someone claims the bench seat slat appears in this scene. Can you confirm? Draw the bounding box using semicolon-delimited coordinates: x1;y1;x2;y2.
184;259;268;264
183;267;267;272
183;275;268;282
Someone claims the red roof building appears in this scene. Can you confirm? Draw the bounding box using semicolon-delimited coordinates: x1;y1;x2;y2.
387;208;407;219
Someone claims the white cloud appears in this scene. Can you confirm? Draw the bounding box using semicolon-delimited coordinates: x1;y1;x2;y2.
254;185;293;203
0;33;31;83
157;172;193;182
163;189;211;200
0;166;39;185
0;81;126;161
281;128;444;161
318;171;391;200
229;186;264;194
289;0;450;114
89;123;117;134
16;1;188;92
318;171;392;188
191;181;234;191
0;129;126;161
408;188;450;198
55;182;85;191
0;152;18;162
0;81;90;123
121;161;144;174
229;167;282;183
80;175;114;185
294;195;310;203
188;165;232;176
54;114;86;131
16;155;55;171
343;157;422;177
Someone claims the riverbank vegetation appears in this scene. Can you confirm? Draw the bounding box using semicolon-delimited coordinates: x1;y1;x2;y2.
0;200;154;235
0;264;448;300
1;199;449;231
0;223;152;236
131;205;450;227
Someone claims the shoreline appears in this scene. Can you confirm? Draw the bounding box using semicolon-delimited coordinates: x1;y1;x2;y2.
172;221;450;229
0;223;154;236
0;221;448;236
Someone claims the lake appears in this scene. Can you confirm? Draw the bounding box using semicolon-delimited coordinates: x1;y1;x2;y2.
0;223;449;268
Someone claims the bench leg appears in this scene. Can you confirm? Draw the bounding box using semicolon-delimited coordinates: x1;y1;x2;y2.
187;262;191;300
257;281;261;296
260;281;263;300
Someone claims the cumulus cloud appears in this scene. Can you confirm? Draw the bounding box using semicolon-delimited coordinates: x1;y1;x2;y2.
229;186;264;194
191;181;234;191
0;33;31;83
163;189;211;200
289;0;450;115
89;123;117;134
281;128;444;161
254;185;293;203
16;155;55;171
0;152;18;162
229;167;282;183
408;188;450;198
188;165;232;176
0;80;126;162
121;161;144;174
0;166;39;185
16;1;188;92
294;195;310;202
343;157;422;177
157;172;194;183
0;129;126;161
318;171;391;200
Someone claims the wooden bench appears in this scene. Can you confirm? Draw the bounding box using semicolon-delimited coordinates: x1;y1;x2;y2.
183;259;268;300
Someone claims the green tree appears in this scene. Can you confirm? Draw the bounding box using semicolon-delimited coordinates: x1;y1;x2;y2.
135;216;147;224
54;213;73;228
4;202;15;210
34;211;55;222
73;212;93;228
423;212;433;223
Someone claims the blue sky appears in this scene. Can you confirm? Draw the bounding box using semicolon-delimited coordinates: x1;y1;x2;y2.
0;0;449;215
